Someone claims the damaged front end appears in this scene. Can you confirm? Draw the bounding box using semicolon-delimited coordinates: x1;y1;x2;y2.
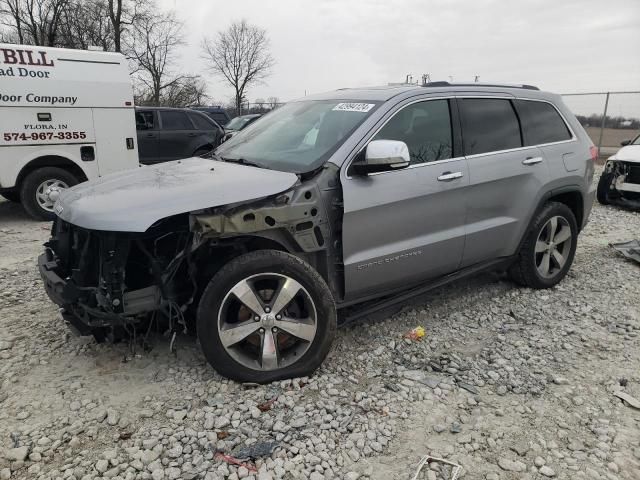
600;160;640;208
38;165;343;340
39;215;198;338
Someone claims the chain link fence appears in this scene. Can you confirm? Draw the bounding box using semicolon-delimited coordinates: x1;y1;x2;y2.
562;91;640;158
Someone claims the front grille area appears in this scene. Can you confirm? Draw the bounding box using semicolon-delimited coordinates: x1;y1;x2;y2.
627;164;640;184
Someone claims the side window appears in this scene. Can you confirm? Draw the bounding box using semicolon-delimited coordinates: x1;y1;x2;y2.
188;112;216;130
459;98;522;155
135;111;154;130
373;99;453;165
160;111;193;130
515;100;572;145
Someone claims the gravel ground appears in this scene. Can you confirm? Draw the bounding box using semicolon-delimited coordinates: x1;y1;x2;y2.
1;172;639;480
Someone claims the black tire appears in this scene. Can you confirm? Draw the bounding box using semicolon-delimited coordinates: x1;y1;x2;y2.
0;192;19;202
20;167;78;221
509;202;578;289
197;250;337;383
597;171;615;205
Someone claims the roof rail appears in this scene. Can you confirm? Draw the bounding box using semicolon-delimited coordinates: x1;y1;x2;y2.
423;81;540;91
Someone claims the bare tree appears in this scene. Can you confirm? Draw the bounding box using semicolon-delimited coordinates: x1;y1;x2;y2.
57;0;115;50
107;0;146;53
0;0;69;46
201;20;274;115
0;0;27;43
128;10;187;105
267;96;280;109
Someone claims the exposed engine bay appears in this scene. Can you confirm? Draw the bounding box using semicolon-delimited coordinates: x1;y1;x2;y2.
38;165;343;342
599;160;640;209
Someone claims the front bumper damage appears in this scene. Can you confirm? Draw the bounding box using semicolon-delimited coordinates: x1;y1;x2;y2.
38;218;195;336
602;160;640;208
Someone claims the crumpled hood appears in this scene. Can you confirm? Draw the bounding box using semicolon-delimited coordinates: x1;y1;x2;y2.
610;145;640;163
56;157;298;232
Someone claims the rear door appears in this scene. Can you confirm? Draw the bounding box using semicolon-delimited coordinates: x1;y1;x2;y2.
157;110;197;162
341;98;469;300
136;110;159;165
458;96;550;267
188;111;221;147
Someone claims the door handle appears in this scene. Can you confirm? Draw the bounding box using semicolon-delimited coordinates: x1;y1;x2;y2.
522;156;543;165
187;133;197;137
145;133;156;138
437;171;463;182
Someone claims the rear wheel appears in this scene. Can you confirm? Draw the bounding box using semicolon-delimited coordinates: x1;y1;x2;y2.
20;167;79;221
197;250;337;383
510;202;578;289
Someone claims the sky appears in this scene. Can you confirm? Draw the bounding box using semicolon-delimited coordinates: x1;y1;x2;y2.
159;0;640;116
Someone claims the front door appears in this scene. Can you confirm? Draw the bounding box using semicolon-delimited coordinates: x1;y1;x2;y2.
341;98;469;301
457;97;551;266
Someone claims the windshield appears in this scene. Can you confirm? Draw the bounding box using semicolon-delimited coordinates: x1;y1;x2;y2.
226;116;254;131
215;100;380;173
633;134;640;145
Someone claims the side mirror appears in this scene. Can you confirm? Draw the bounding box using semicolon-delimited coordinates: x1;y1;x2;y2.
621;139;631;146
351;140;410;175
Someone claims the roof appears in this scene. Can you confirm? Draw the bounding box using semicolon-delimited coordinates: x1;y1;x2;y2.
135;106;203;112
299;82;553;103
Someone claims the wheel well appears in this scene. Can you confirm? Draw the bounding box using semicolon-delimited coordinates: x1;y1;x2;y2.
194;144;213;155
547;191;584;230
16;156;88;188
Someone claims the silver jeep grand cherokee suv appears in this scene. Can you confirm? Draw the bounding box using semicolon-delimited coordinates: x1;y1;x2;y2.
39;82;597;383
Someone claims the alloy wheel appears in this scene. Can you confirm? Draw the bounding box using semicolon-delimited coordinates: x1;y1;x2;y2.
35;179;68;212
535;215;573;279
217;273;318;371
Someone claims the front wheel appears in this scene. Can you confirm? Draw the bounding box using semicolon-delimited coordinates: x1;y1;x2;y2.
197;250;337;383
509;202;578;289
20;167;78;220
597;171;616;205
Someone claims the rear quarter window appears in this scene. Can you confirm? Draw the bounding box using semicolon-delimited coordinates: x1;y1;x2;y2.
188;112;216;130
459;98;522;155
514;100;572;145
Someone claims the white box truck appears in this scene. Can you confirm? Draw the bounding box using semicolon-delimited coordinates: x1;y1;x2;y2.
0;43;138;220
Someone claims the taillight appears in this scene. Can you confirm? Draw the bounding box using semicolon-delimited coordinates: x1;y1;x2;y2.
590;146;599;162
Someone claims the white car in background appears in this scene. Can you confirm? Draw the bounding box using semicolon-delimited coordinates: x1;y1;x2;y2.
597;133;640;208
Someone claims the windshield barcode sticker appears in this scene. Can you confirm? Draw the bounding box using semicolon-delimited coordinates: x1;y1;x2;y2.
332;103;375;113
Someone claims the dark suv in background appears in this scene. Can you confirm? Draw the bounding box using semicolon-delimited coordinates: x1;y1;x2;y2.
135;107;223;165
191;106;231;126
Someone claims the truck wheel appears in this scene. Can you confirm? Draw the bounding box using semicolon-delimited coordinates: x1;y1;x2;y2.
1;192;19;202
509;202;578;289
20;167;78;221
596;171;615;205
197;250;337;383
